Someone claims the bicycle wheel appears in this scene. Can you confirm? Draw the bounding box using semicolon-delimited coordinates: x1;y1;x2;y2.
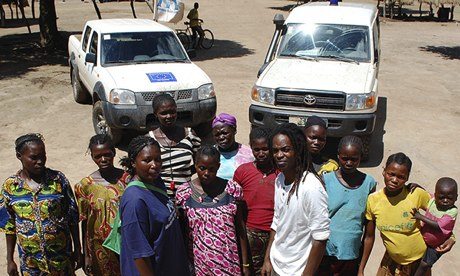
177;31;190;50
201;29;214;49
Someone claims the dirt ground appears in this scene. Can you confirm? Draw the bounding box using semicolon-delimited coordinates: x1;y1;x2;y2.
0;0;459;274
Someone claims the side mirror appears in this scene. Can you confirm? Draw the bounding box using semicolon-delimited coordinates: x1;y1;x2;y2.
257;63;269;78
85;53;96;64
187;49;197;59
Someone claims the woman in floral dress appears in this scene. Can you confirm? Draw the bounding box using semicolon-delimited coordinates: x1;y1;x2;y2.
75;134;128;276
176;145;250;276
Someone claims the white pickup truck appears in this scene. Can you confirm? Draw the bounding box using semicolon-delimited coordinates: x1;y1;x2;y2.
250;3;380;157
68;19;216;143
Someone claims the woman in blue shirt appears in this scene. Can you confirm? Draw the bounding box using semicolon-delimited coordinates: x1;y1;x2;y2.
119;136;190;276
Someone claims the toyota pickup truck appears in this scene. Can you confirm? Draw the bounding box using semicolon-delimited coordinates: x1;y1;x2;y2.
68;19;216;143
250;3;380;158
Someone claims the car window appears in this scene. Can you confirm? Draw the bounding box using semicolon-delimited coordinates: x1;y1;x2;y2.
101;32;188;65
373;18;380;62
82;26;92;51
89;32;98;54
278;23;371;62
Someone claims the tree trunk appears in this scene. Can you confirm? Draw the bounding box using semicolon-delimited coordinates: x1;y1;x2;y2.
39;0;62;49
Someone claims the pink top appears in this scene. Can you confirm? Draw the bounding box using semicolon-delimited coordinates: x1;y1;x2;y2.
176;180;243;275
421;198;457;248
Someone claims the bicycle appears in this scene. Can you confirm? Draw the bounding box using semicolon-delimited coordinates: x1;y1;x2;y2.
176;21;214;50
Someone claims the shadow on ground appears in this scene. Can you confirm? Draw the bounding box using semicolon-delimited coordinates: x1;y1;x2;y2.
420;46;460;60
322;97;387;167
191;39;254;61
268;4;297;11
0;31;79;80
0;18;38;29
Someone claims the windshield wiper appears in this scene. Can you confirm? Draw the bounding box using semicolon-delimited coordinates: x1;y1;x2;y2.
150;58;188;62
281;54;318;62
318;55;359;65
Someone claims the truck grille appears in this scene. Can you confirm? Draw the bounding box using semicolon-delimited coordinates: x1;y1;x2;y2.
141;89;194;102
275;89;345;110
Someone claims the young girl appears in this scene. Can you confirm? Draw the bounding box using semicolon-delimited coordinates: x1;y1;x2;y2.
119;136;189;276
233;127;277;274
317;135;376;275
0;133;82;275
149;94;201;197
261;123;330;276
359;152;455;275
176;145;250;276
303;116;338;175
75;134;128;275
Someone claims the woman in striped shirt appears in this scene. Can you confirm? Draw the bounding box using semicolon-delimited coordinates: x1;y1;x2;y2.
148;94;201;197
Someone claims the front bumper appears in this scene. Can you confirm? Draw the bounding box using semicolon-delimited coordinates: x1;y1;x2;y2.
102;98;216;130
249;104;376;137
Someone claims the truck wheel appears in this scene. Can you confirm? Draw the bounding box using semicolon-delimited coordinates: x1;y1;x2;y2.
71;67;91;104
361;134;372;161
92;101;122;145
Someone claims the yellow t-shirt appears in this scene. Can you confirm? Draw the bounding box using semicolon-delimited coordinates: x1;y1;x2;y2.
365;187;430;265
318;159;339;175
187;9;199;27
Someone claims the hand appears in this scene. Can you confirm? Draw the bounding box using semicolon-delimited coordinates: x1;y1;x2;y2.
436;237;455;253
7;260;19;276
83;254;92;275
242;266;251;276
261;259;272;276
407;182;424;193
411;208;422;220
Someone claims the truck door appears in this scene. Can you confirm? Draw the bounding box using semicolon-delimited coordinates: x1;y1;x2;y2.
81;31;100;92
78;26;92;88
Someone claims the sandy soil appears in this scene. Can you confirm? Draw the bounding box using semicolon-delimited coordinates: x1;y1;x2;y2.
0;0;459;274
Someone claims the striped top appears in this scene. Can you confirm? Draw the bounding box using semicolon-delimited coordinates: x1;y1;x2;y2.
149;128;201;197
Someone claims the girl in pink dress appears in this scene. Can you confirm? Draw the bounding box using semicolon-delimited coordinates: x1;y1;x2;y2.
176;145;250;276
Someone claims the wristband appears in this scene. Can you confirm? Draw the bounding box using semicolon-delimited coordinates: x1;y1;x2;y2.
242;263;250;268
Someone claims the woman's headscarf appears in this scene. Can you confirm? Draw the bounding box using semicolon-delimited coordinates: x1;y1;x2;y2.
212;113;237;129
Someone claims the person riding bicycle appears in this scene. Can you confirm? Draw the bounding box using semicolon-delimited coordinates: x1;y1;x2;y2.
187;2;205;49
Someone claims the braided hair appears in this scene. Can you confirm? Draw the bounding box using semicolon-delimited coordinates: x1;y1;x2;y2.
271;123;322;203
120;136;160;176
385;152;412;175
195;145;220;163
152;93;176;114
15;133;45;154
338;135;364;155
88;134;115;154
249;126;270;144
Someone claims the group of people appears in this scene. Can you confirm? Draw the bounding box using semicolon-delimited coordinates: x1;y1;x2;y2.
0;93;457;276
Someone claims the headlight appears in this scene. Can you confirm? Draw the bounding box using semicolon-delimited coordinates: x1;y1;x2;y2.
198;83;215;100
345;92;376;110
109;89;136;105
251;86;275;105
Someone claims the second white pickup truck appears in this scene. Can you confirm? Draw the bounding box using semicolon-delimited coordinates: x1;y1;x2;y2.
68;19;216;143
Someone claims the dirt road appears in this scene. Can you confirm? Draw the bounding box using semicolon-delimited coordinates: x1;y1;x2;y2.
0;0;459;274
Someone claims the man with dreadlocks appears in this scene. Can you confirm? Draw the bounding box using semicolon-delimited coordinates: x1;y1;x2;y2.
261;123;330;276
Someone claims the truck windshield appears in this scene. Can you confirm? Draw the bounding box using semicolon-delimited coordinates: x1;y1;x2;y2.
278;23;370;63
101;32;188;65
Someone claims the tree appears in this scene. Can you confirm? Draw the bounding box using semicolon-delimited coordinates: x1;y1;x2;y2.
39;0;62;49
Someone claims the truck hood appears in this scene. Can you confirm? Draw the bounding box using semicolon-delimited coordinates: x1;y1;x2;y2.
258;58;374;94
105;62;212;91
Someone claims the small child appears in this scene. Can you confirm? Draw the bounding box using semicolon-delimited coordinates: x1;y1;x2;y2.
412;177;458;276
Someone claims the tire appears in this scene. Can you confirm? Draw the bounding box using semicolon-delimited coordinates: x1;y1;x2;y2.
71;67;91;104
92;101;123;145
361;134;372;161
177;31;190;50
201;29;214;49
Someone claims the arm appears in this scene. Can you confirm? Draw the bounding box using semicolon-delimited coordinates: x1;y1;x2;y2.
302;239;326;276
81;220;92;274
134;258;154;276
436;234;456;253
70;222;83;270
411;208;441;231
261;230;276;276
236;202;250;276
358;220;376;276
6;234;18;276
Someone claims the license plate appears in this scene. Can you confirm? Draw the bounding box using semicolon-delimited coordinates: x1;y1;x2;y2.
289;116;327;127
